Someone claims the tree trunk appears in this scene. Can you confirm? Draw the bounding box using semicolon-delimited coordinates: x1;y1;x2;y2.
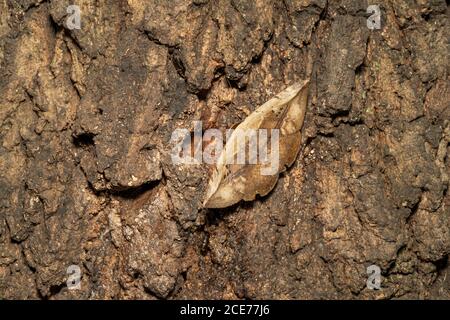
0;0;448;299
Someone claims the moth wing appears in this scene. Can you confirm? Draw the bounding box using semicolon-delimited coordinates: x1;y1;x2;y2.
204;80;309;209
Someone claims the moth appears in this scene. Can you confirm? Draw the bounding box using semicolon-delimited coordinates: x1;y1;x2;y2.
203;80;310;208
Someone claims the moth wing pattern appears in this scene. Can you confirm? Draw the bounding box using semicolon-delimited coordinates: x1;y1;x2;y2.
204;80;310;209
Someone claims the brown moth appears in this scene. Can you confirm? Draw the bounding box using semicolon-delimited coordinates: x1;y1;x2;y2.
203;80;310;208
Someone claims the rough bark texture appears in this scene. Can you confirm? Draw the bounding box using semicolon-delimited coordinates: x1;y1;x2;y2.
0;0;449;299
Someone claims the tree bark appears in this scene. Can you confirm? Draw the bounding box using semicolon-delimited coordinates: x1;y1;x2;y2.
0;0;449;299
